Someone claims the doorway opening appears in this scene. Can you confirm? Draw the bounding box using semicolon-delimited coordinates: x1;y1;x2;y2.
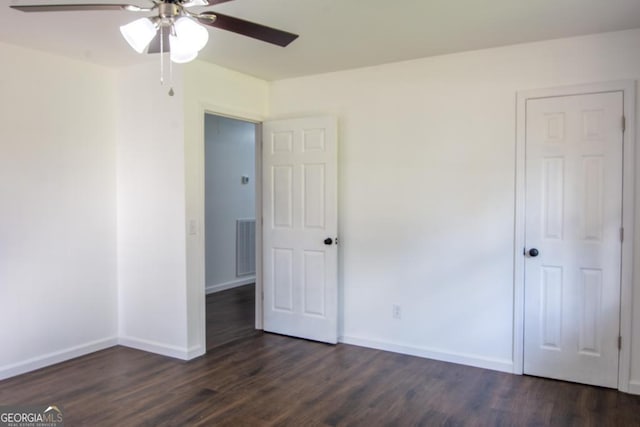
204;113;260;351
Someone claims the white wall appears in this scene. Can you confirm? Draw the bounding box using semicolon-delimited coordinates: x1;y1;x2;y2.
0;42;118;379
269;29;640;386
116;61;190;358
3;25;638;392
204;114;256;293
183;60;268;354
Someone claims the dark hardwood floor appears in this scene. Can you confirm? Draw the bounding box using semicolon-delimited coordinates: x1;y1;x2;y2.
206;283;260;351
1;289;639;426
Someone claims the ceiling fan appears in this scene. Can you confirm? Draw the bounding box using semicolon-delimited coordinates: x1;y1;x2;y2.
10;1;299;63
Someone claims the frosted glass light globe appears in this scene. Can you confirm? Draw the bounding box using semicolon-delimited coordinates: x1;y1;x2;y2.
173;17;209;52
170;34;198;63
120;18;157;54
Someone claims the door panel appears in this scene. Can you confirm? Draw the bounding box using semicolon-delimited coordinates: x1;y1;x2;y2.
524;92;623;388
262;117;338;344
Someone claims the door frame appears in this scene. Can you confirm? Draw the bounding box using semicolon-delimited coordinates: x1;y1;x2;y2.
513;80;636;392
197;103;265;351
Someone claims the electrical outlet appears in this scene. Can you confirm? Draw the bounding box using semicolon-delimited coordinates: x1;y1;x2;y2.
392;304;401;320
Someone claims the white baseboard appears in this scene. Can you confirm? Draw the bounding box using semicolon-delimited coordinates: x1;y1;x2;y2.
118;336;203;361
186;345;206;360
628;380;640;395
206;277;255;294
0;337;118;381
339;335;514;374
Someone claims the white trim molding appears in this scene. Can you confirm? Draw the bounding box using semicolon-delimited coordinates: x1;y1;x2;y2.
629;381;640;395
340;336;513;374
206;277;256;294
254;123;264;331
0;337;118;380
118;336;204;361
514;80;636;393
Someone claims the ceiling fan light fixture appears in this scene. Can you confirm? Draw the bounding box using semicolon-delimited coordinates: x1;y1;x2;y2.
120;17;157;54
11;0;299;93
169;34;198;63
173;16;209;52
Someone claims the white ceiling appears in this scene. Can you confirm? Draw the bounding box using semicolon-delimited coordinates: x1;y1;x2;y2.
3;0;640;81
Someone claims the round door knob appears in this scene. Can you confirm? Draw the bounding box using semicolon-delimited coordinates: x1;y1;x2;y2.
528;248;539;257
324;238;333;245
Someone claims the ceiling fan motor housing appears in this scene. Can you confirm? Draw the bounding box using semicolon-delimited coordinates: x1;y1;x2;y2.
158;3;180;20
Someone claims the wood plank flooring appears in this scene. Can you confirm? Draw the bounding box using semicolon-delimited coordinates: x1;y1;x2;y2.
206;284;260;351
1;336;639;426
1;286;639;426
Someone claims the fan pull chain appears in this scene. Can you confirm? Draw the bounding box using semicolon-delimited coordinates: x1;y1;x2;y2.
158;25;174;96
168;47;174;97
160;25;164;86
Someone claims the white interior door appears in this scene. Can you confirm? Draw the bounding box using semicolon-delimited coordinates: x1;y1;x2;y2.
523;91;623;388
262;116;338;344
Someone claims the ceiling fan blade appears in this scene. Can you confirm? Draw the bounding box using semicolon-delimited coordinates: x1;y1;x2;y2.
204;0;236;4
188;0;235;5
10;4;144;12
197;12;298;47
